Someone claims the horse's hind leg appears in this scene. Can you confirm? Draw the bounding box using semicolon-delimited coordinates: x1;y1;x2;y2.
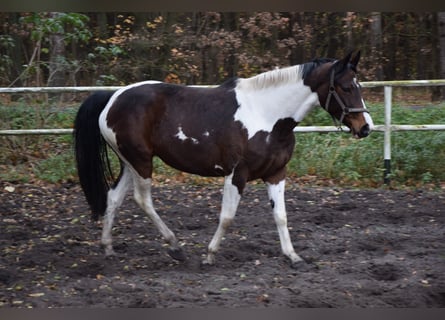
102;164;133;256
132;173;185;261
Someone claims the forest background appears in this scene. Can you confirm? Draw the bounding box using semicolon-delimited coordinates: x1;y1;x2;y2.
1;12;445;99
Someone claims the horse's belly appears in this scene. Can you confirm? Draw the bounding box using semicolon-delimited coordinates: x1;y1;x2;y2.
155;142;232;177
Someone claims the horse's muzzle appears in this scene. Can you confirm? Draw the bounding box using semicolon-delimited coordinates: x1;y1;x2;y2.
357;124;370;138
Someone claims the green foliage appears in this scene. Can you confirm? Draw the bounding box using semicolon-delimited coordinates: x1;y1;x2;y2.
33;151;77;183
20;12;91;44
289;132;384;186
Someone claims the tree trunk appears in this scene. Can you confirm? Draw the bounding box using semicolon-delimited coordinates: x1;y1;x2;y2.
223;12;238;78
370;12;383;80
345;12;354;50
7;13;25;87
47;12;66;88
438;12;445;99
286;12;303;64
95;13;109;38
326;13;339;57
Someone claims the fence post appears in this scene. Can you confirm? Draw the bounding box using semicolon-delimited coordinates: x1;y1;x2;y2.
383;86;392;184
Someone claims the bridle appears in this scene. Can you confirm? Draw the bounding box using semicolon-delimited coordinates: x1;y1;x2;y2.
324;68;369;130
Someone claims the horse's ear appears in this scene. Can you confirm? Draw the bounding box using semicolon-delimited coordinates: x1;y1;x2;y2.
350;50;361;68
333;51;353;74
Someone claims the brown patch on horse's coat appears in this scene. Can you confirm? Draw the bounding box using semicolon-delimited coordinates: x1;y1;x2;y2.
241;118;297;184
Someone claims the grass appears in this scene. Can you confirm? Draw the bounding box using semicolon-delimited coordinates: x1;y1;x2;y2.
0;100;444;189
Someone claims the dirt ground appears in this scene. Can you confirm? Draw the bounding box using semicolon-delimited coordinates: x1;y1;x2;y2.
0;180;444;307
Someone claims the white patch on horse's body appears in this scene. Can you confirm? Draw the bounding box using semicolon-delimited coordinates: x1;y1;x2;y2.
233;66;319;139
214;164;223;171
175;126;199;144
175;126;187;141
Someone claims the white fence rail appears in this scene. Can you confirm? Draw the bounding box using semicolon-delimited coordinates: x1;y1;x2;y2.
1;80;445;184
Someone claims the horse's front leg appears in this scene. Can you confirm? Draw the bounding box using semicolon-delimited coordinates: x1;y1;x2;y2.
203;172;242;265
266;179;304;267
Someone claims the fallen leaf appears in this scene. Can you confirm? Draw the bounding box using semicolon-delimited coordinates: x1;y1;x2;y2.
28;292;45;297
4;186;15;192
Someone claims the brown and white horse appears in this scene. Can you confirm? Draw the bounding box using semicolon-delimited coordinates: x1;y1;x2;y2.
74;51;373;268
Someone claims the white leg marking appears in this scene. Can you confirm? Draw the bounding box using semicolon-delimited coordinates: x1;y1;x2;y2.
204;172;241;265
101;165;133;256
132;174;178;249
267;180;303;264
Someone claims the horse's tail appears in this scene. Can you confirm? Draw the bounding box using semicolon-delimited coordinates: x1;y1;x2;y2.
74;91;115;221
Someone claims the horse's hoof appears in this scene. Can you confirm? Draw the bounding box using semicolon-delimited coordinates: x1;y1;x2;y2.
105;253;119;261
200;259;215;270
201;253;215;266
168;247;186;261
104;248;116;257
290;259;318;271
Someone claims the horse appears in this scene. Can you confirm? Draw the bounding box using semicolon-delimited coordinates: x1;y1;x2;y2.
73;50;374;268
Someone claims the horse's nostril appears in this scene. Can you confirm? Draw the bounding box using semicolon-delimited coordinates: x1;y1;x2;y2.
359;124;370;138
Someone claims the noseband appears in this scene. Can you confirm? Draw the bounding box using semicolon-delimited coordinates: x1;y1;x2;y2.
324;69;369;130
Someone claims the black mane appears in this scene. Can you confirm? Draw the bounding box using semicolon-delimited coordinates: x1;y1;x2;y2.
301;58;335;79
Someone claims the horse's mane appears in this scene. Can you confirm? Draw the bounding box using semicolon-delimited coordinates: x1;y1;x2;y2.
237;65;301;91
301;58;335;80
218;58;337;91
236;58;338;91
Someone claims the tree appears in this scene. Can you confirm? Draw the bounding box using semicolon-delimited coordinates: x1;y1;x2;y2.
14;12;91;87
370;12;383;80
47;12;65;88
439;12;445;99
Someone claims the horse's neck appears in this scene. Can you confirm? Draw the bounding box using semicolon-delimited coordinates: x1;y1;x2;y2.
236;67;319;119
234;66;319;139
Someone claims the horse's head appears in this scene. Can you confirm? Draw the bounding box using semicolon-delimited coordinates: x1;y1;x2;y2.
305;50;374;138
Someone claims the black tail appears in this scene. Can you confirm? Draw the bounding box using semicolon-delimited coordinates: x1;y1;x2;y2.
74;91;115;221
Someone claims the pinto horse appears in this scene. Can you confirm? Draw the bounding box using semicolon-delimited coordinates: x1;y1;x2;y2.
74;50;374;268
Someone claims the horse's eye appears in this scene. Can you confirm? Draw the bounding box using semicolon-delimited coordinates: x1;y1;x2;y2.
341;86;351;93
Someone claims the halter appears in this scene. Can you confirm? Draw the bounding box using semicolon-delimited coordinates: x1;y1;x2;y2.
324;68;369;130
